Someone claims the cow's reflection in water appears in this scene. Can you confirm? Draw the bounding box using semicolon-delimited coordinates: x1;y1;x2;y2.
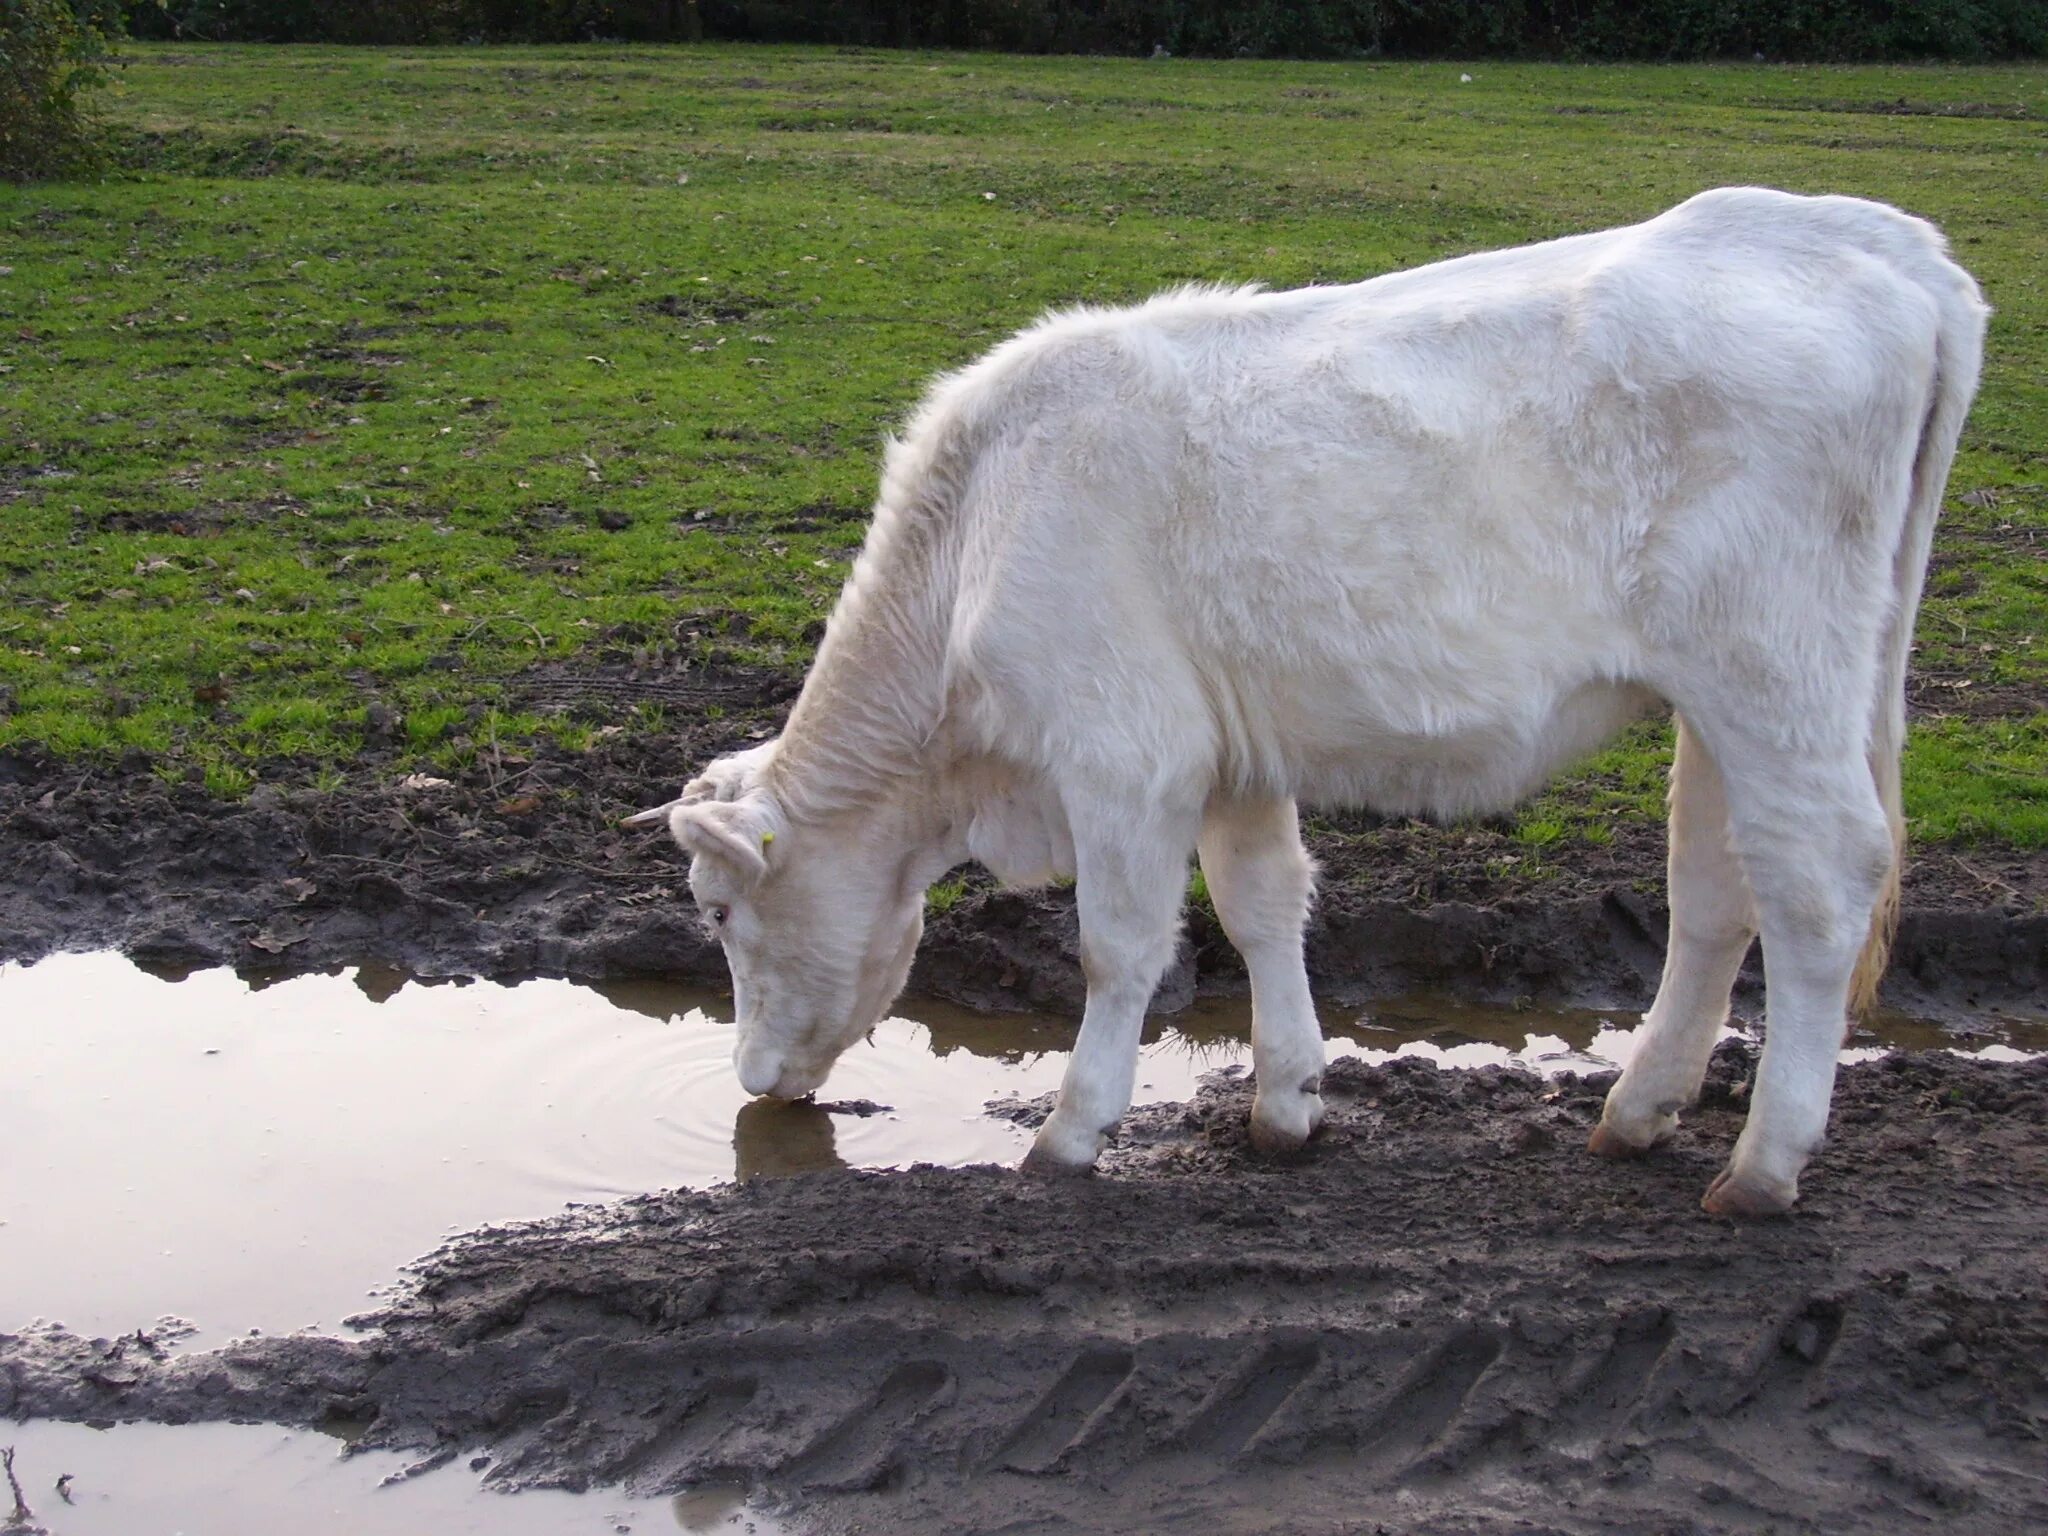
733;1097;846;1182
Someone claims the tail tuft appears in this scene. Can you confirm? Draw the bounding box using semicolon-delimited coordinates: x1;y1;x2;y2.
1847;808;1902;1023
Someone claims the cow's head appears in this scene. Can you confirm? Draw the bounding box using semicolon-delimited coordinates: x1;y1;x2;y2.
645;742;941;1100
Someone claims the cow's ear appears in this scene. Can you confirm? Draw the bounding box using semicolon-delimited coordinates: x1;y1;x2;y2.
682;740;779;805
667;798;775;886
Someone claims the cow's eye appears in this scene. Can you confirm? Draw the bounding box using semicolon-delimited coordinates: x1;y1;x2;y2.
704;904;730;931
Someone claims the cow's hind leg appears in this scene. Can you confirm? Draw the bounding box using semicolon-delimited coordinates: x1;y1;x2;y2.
1591;714;1756;1158
1199;794;1325;1154
1024;792;1201;1175
1682;712;1894;1216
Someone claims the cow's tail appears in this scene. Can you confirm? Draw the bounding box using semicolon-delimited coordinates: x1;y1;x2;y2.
1849;257;1988;1019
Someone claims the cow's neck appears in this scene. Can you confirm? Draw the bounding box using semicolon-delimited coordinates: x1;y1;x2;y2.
766;474;959;824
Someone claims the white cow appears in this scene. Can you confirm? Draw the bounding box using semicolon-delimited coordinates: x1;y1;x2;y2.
631;188;1985;1216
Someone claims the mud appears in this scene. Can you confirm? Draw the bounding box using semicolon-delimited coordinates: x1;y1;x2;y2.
1;664;2042;1019
5;1042;2044;1534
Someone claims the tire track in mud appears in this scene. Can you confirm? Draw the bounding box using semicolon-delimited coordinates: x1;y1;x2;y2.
414;1299;2035;1529
1348;1327;1508;1479
1174;1338;1323;1460
989;1347;1134;1473
1551;1307;1675;1449
776;1360;954;1492
5;1045;2045;1534
555;1375;760;1495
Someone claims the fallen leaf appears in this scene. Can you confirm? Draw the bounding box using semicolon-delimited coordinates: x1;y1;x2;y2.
398;773;451;790
249;919;310;953
495;793;545;816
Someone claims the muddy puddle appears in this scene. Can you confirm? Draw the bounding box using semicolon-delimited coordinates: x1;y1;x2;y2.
11;952;2041;1349
0;1417;790;1536
3;952;2045;1535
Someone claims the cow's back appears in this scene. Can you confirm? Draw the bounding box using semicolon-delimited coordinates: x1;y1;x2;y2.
936;190;1979;814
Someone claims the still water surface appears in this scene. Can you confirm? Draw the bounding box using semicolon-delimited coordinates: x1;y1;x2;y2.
0;1418;788;1536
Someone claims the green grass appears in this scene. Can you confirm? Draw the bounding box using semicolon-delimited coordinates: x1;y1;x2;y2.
1903;715;2048;845
924;877;969;915
2;43;2043;846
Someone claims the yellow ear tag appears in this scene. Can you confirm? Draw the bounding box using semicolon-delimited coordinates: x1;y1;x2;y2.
761;832;775;847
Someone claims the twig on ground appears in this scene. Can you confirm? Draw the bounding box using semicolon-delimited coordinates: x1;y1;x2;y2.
322;852;425;877
1945;853;2023;903
2;1445;34;1526
463;613;548;651
558;858;683;881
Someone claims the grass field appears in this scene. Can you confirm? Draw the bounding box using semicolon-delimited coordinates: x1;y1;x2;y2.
2;44;2044;846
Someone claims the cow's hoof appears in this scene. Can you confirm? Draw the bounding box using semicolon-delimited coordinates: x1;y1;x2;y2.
1020;1143;1097;1179
1021;1116;1103;1177
1701;1166;1796;1218
1248;1090;1323;1156
1587;1116;1675;1160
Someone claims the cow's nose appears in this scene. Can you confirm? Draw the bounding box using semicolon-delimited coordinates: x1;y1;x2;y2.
768;1061;828;1100
735;1043;785;1098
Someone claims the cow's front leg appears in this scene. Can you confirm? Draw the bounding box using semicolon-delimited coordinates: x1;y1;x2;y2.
1199;794;1324;1154
1024;796;1199;1175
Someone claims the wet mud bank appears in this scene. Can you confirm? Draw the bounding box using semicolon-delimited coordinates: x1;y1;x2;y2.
6;1044;2045;1534
2;728;2043;1019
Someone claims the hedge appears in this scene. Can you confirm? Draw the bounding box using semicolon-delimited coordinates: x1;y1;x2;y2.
123;0;2048;59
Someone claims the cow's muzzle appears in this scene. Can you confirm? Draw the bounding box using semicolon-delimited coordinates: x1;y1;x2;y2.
735;1042;827;1101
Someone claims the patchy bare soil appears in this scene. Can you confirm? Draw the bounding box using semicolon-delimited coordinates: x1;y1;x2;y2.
5;1043;2044;1534
1;663;2043;1021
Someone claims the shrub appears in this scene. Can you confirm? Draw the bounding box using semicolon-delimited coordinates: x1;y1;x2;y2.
1;0;126;181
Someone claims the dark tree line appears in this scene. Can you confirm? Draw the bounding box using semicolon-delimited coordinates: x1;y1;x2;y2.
119;0;2048;59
